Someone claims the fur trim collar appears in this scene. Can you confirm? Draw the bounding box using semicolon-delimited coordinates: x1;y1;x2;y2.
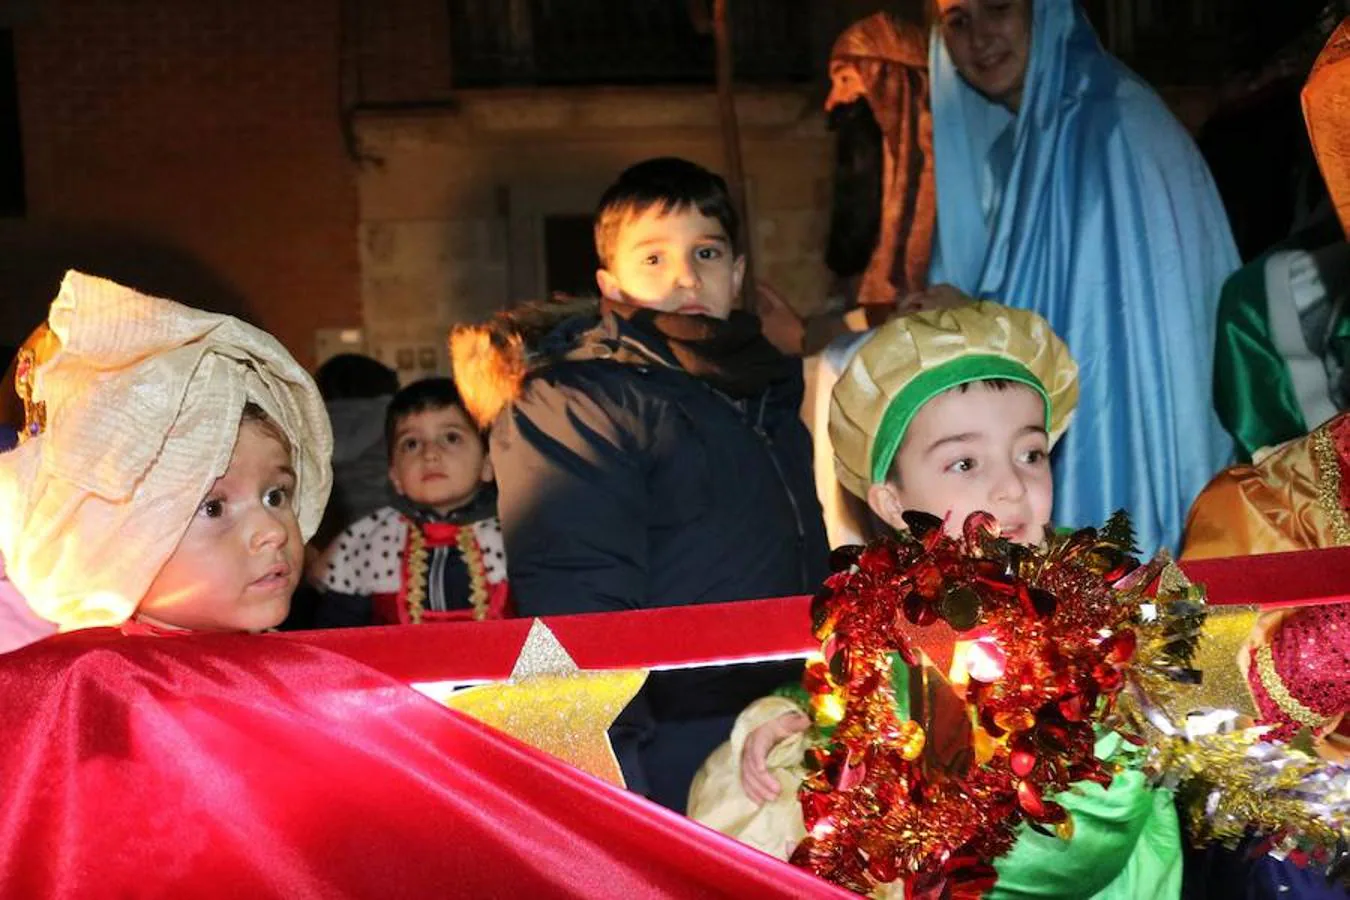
449;298;599;429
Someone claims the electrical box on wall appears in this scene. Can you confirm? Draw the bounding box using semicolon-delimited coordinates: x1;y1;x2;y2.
314;328;368;367
374;341;451;385
316;328;449;384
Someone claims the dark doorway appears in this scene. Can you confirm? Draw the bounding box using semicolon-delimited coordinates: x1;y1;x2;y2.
543;214;599;299
0;29;24;217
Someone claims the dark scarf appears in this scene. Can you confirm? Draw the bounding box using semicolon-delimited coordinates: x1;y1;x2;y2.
391;482;498;526
601;299;796;399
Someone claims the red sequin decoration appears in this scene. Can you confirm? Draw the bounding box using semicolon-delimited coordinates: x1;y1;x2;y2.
791;513;1155;897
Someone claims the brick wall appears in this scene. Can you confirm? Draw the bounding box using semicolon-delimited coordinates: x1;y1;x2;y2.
0;0;1227;368
350;0;453;105
4;0;361;367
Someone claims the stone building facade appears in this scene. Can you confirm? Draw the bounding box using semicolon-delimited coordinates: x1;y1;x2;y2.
4;0;1260;377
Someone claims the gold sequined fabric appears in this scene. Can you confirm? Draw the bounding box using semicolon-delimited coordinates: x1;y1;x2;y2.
1310;424;1350;545
1256;643;1329;730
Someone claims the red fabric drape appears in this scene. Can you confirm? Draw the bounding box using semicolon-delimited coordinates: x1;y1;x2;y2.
1179;545;1350;609
3;547;1348;898
281;547;1350;688
0;629;850;899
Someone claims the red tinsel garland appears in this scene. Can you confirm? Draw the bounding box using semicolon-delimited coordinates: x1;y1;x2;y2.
790;511;1182;898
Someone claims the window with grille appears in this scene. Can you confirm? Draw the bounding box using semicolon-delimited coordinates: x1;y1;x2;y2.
449;0;815;87
0;30;24;217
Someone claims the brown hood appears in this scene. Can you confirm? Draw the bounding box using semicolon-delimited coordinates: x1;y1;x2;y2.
828;11;935;303
830;12;926;70
448;298;599;429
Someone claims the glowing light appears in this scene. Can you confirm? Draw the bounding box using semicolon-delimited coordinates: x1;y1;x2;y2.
813;691;846;727
963;637;1007;683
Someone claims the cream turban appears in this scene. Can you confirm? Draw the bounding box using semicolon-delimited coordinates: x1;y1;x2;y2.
0;271;333;631
830;302;1079;500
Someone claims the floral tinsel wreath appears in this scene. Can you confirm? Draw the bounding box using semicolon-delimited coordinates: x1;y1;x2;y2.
789;511;1203;898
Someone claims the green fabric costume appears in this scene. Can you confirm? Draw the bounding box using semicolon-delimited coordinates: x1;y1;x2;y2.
990;730;1181;899
1213;223;1350;460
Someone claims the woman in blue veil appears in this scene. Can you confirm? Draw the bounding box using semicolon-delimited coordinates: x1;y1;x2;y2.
928;0;1240;554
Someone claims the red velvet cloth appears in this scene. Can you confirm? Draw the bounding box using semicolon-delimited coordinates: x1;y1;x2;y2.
1180;546;1350;609
4;547;1349;898
0;629;849;900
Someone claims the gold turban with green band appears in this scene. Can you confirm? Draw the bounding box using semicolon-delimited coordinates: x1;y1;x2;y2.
830;302;1079;500
0;271;333;631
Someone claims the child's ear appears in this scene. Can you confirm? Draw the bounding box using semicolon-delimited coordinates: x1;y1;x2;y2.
596;268;622;301
479;452;494;484
388;465;404;497
866;482;908;533
732;254;746;298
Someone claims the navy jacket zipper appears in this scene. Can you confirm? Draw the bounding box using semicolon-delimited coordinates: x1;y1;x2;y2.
611;333;812;591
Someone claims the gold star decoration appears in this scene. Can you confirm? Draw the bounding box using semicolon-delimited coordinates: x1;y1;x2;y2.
1181;603;1261;720
437;619;647;787
1160;562;1260;723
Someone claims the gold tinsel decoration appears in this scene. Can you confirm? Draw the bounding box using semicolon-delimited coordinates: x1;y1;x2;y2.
405;524;428;624
455;525;492;621
1148;729;1349;863
404;522;492;623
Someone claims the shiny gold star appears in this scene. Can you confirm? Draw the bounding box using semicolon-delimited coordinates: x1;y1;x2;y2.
442;620;647;787
1157;562;1259;724
1181;603;1261;721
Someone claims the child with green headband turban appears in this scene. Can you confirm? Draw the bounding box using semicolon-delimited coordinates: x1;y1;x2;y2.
689;302;1183;899
830;301;1077;546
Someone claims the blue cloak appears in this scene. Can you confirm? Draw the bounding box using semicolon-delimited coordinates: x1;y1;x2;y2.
928;0;1240;553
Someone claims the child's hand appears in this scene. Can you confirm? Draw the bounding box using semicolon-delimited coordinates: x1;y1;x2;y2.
754;282;806;357
740;710;810;805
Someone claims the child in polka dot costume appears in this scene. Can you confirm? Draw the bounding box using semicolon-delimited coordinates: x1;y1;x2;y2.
310;378;510;625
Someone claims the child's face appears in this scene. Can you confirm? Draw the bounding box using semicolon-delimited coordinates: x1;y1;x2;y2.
388;404;492;515
137;419;302;632
867;382;1053;544
596;205;745;320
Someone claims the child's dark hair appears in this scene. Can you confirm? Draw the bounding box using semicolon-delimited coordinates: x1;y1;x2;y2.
593;157;740;268
886;378;1017;484
384;377;478;456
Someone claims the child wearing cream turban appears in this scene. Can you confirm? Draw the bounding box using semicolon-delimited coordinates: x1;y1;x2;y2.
690;301;1184;899
0;271;332;634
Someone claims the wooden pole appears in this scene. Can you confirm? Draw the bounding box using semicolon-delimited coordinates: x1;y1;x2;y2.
712;0;756;307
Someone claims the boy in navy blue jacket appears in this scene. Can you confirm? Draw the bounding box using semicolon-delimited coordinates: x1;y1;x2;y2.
452;157;830;811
